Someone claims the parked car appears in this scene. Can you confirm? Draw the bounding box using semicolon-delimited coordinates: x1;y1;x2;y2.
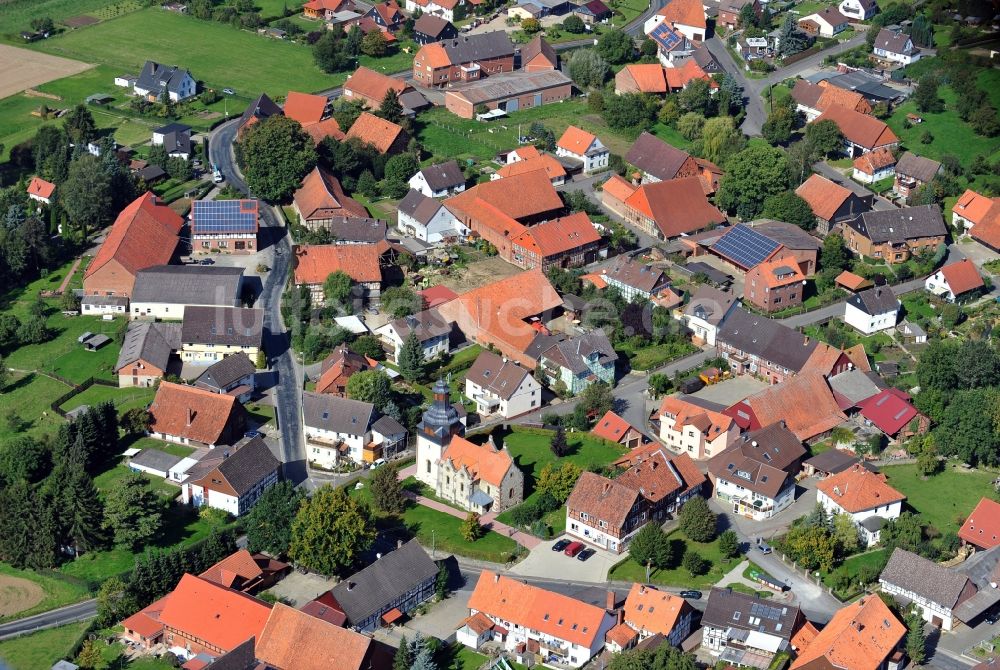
679;590;702;599
244;430;262;439
223;87;235;95
985;610;999;625
564;541;584;557
199;258;215;265
552;539;571;552
370;458;386;469
576;548;596;562
756;541;772;555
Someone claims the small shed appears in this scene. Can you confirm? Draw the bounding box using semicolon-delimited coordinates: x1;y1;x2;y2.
83;334;111;351
835;270;873;292
86;93;114;105
128;449;183;479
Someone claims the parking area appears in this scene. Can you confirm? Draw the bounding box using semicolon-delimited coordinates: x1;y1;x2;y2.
689;375;769;407
509;537;622;581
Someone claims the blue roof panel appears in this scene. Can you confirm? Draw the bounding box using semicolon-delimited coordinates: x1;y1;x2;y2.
192;199;260;235
710;224;780;270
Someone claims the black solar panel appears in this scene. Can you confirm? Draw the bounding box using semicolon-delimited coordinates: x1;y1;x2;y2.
192;199;259;234
711;224;780;270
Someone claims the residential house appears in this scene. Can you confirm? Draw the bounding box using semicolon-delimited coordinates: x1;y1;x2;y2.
343;66;410;109
283;91;328;127
879;548;979;630
792;79;873;121
464;350;541;418
301;391;406;467
405;0;465;22
134;61;196;102
129;265;243;320
190;198;260;255
644;0;707;41
302;0;359;20
555;126;609;173
646;21;695;65
853;147;897;184
790;595;905;670
615;59;714;95
345;112;409;155
152;122;191;159
148;381;247;447
954;188;1000;250
412;32;516;86
708;220;821;276
707;422;806;520
744;258;806;313
574;0;612;23
116;321;179;387
194;353;257;403
618;584;695;649
121;574;271;656
459;571;617;668
443;70;573;119
622;177;727;241
839;0;878;20
375;309;453;363
894;152;942;202
430;433;524;513
817;464;905;546
717;0;761;29
658;395;739;460
725;372;848;442
873;28;921;65
237;93;283;138
814;104;900;157
413;14;458;43
795;173;872;235
857;387;927;442
314;345;375;395
844;285;899;334
292;166;369;231
926;258;985;302
326;539;438;632
537;329;617;395
592;410;646;449
798;7;850;36
844;204;947;263
959;498;1000;551
681;285;737;346
826;367;889;415
626;132;699;183
365;0;404;30
599;256;671;301
493;151;567;185
83;192;183;298
397;190;467;243
409;160;466;197
181;436;279;516
521;34;559;71
198;549;289;594
701;588;800;664
293;241;394;306
509;212;604;270
26;176;55;205
600;174;638;219
179;306;263;364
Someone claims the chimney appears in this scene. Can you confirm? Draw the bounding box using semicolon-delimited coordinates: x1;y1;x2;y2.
187;407;194;426
617;609;624;625
607;590;616;610
494;572;500;583
803;336;810;345
603;481;612;494
347;581;356;591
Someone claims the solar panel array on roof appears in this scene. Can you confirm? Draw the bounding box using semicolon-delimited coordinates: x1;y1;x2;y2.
650;22;683;50
192;199;260;235
710;224;780;270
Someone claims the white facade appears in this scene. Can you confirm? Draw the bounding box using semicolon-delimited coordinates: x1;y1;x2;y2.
408;171;466;198
853;163;895;184
800;12;848;36
925;269;970;303
464;374;540;418
838;0;875;20
818;489;902;547
878;580;960;631
873;37;920;65
659;414;738;460
643;15;704;42
304;422;366;469
714;476;795;520
844;300;899;335
470;607;616;668
182;468;278;517
404;0;461;21
566;512;643;553
82;297;128;316
397;204;467;244
555;140;610;174
375;322;450;362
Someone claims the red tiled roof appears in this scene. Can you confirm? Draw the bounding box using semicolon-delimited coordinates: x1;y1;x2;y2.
624;177;726;238
303;117;346;145
84;192;183;281
148;382;242;445
954;189;999;225
510;212;600;258
496;154;566;181
122;595;169;639
857;387;919;436
156;574;272;652
816;464;905;513
795;173;852;221
815;105;898;150
619;63;667;93
446;169;564;223
591;410;638;444
959;498;1000;549
751;258;805;289
293;166;369;222
938;258;985;296
293;241;390;285
344;66;408;104
257;603;374;670
440;435;514;487
790;596;905;670
656;0;706;29
602;174;637;202
606;622;639;647
557;125;597;155
199;549;264;588
664;59;715;90
835;270;873;291
27;176;55;199
852;147;896;175
623;583;691;637
736;372;846;441
284;91;328;126
345;111;405;154
420;284;458;308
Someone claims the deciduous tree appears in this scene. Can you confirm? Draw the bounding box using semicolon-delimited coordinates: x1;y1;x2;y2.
761;191;816;230
629;522;673;569
537;461;582;502
717;145;791;220
239;114;317;202
461;512;485;542
567;49;611;88
596;29;634;64
245;481;303;556
346;369;393;410
678;497;717;542
102;471;163;550
61;154;112;238
719;529;740;559
289;485;376;575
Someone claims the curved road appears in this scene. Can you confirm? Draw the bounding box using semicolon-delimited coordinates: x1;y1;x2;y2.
0;600;97;642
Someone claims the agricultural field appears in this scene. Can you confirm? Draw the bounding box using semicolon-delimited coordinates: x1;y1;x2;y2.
0;45;93;99
0;621;90;670
0;564;90;623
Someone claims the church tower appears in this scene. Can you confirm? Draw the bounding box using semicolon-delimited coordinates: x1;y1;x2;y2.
414;379;465;488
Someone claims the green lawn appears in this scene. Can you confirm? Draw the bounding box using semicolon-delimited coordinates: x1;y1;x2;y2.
881;462;999;536
92;460;181;499
0;372;71;440
648;123;694;151
0;621;90;670
622;341;697;371
59;384;155;414
0;0;130;38
0;563;91;624
608;529;731;588
823;548;890;599
900;293;936;320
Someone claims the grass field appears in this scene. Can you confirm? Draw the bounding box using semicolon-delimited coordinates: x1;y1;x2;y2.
0;621;89;670
881;462;999;536
823;548;889;599
609;529;731;588
0;564;90;624
0;45;93;99
621;341;697;371
0;0;124;39
59;384;155;414
0;373;71;441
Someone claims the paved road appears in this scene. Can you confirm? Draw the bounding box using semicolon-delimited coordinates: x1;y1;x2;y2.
210;120;307;483
0;600;97;641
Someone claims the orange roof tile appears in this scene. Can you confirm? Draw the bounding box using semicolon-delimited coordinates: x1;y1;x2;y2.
148;382;242;445
496;154;566;181
345;111;406;154
664;59;715;90
591;410;638;444
817;464;905;513
344;66;408;105
791;620;819;652
581;272;607;289
623;584;692;637
293;241;389;285
469;572;610;648
620;64;667;93
954;189;998;225
602;174;637;202
834;270;873;291
815;104;898;150
256;603;374;670
751;258;806;290
461;611;496;635
800;341;870;377
510;211;600;258
27;176;55;199
816;84;870;114
656;0;706;28
615;446;705;502
303;117;345;145
199;549;263;588
606;622;639;647
510;145;542;160
446;169;564;223
938;258;985;295
790;595;905;670
440;435;514;487
294;166;368;222
122;595;169;639
852;147;896;175
156;574;272;652
958;498;1000;549
460;197;527;244
557;125;597;155
742;372;846;441
795;173;852;222
623;177;726;238
284;91;328;126
415;42;452;69
658;395;735;439
84;192;183;283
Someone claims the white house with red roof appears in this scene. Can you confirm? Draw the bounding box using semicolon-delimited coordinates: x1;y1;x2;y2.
644;0;706;42
27;176;55;205
555;126;609;173
817;464;905;546
958;498;1000;551
925;258;985;302
591;410;646;449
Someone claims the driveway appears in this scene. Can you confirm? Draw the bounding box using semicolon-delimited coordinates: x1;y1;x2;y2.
509;537;622;581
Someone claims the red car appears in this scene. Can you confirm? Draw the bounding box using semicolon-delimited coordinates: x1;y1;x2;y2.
564;541;584;557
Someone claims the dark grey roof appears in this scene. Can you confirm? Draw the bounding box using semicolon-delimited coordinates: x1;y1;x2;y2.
860;515;887;532
154;122;191;135
848;205;947;244
418;160;464;192
240;93;283;127
604;255;669;293
803;448;863;475
874;28;914;54
302;391;375;434
683;262;732;286
895;152;941;183
161;129;191;156
827;369;887;405
130;448;183;472
750;220;822;251
398;189;445;226
132;265;244;306
417;379;465;444
440;32;515;65
880;548;974;608
717;308;818;373
325;217;387;243
398;89;431;112
116;321;181;371
847;285;898;316
181;306;264;348
683;285;735;326
414;13;453;38
625;132;693;181
708;423;805;498
371;414;406;436
136;61;192;96
390;309;452;341
702;588;799;640
540;329;616;375
523;332;565;362
82;294;129;307
215;436;280;496
465;350;531;400
330;539;438;625
806;70;900;102
138;165;167;181
195;353;256;391
691;44;722;71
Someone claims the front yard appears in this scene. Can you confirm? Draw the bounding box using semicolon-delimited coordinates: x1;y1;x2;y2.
608;529;731;588
880;462;999;537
